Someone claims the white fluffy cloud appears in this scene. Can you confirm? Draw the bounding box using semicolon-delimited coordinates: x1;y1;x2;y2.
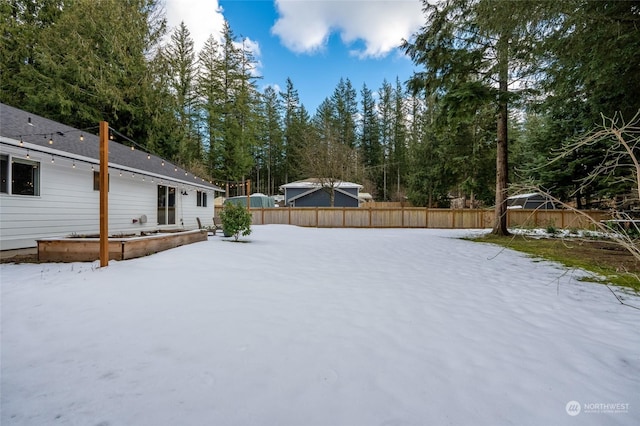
163;0;226;51
163;0;262;72
272;0;424;58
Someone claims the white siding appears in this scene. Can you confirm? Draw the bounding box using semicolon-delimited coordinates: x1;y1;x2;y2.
181;189;216;230
0;147;215;250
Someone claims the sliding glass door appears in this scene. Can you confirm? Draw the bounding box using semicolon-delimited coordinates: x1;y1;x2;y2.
157;185;176;225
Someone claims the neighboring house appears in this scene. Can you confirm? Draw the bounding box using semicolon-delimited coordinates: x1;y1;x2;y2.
0;103;223;250
280;178;363;207
507;192;556;210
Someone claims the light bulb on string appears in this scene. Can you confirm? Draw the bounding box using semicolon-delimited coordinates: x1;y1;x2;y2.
19;137;23;147
80;134;84;142
48;136;53;145
51;155;55;164
72;161;76;169
131;145;135;151
147;154;151;160
26;150;30;159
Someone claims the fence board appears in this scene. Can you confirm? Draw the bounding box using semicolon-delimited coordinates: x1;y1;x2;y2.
247;207;611;230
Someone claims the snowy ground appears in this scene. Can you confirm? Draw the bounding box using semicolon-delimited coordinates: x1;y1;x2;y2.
1;225;639;426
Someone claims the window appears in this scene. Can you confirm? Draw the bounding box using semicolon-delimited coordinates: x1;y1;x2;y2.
1;155;7;193
197;191;207;207
1;155;40;196
93;171;110;191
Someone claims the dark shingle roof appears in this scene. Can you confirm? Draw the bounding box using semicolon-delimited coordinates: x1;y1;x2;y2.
0;103;222;192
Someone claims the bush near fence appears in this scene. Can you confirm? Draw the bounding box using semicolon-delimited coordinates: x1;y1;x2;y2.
243;207;611;229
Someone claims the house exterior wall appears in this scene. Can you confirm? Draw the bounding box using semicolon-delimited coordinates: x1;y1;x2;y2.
181;188;216;229
287;188;359;208
0;146;215;250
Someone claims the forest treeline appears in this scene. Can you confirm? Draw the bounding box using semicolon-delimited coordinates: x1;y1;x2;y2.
2;0;639;208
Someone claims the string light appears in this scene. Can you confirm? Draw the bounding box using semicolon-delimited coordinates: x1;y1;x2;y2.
10;125;219;192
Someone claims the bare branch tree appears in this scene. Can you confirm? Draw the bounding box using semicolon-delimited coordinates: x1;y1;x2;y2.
528;111;640;264
299;133;360;207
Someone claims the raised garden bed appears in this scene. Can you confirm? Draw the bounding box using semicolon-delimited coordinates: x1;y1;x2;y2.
38;229;207;263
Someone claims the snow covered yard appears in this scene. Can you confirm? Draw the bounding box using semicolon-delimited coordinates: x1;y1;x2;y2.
1;225;638;426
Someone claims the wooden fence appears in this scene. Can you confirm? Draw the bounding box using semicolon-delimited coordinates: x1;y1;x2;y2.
246;207;612;229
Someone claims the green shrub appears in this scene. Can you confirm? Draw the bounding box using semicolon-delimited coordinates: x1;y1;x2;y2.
219;203;252;242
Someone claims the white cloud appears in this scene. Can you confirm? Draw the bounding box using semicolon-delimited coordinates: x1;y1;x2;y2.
163;0;226;51
272;0;424;58
163;1;262;74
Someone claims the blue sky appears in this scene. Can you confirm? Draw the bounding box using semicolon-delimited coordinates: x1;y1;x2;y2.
164;0;425;113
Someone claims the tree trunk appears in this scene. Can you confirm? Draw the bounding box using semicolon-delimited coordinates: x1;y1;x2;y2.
492;33;510;236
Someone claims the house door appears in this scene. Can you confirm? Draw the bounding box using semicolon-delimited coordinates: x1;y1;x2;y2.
157;185;176;225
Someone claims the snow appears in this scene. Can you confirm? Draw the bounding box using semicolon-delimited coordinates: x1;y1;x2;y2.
1;225;638;426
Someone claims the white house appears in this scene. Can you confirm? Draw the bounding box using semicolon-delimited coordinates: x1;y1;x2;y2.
0;103;223;251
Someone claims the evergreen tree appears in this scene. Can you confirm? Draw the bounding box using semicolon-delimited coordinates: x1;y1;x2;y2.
280;78;309;183
331;78;358;149
255;86;284;195
403;0;548;233
15;0;167;142
0;0;66;106
378;79;394;200
360;83;382;196
391;78;408;200
163;21;200;166
197;34;225;178
527;0;640;207
215;21;259;183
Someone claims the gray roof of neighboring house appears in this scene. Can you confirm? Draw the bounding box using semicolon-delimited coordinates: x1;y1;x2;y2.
280;178;363;190
0;103;223;192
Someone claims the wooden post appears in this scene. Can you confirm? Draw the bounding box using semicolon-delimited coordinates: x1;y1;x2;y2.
99;121;109;267
246;179;251;209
